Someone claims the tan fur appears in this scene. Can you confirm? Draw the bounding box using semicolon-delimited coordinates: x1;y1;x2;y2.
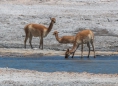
53;31;75;44
65;29;95;58
27;24;47;37
24;18;56;49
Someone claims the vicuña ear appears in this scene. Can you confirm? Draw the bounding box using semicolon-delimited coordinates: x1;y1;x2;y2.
50;17;52;20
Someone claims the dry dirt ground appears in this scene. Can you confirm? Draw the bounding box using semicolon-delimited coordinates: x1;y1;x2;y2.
0;0;118;86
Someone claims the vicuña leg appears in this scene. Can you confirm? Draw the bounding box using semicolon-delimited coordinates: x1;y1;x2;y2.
24;28;29;49
91;40;96;58
71;51;75;58
87;42;90;58
81;43;83;58
41;37;43;50
39;37;43;50
24;36;28;48
29;34;33;49
71;45;79;58
39;38;41;49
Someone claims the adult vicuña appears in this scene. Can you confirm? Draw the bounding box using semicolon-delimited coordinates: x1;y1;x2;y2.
65;29;96;58
53;31;75;43
24;18;56;49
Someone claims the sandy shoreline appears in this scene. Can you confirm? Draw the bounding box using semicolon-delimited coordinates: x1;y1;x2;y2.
0;48;118;57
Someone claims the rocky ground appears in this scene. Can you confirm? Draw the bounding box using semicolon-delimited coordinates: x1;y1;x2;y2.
0;0;118;86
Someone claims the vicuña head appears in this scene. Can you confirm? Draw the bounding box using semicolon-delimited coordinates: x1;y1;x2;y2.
24;17;56;49
53;31;59;35
65;29;96;58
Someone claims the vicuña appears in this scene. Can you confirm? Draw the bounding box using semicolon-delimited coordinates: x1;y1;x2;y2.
24;18;56;49
53;31;75;44
65;29;96;58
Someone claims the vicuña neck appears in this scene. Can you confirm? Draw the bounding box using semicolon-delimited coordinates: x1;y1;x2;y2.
47;21;53;34
70;42;78;53
55;33;60;42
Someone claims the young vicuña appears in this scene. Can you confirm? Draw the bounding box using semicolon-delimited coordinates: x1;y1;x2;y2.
53;31;75;44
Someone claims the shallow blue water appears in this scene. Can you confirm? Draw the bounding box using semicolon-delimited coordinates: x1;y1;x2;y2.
0;55;118;74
